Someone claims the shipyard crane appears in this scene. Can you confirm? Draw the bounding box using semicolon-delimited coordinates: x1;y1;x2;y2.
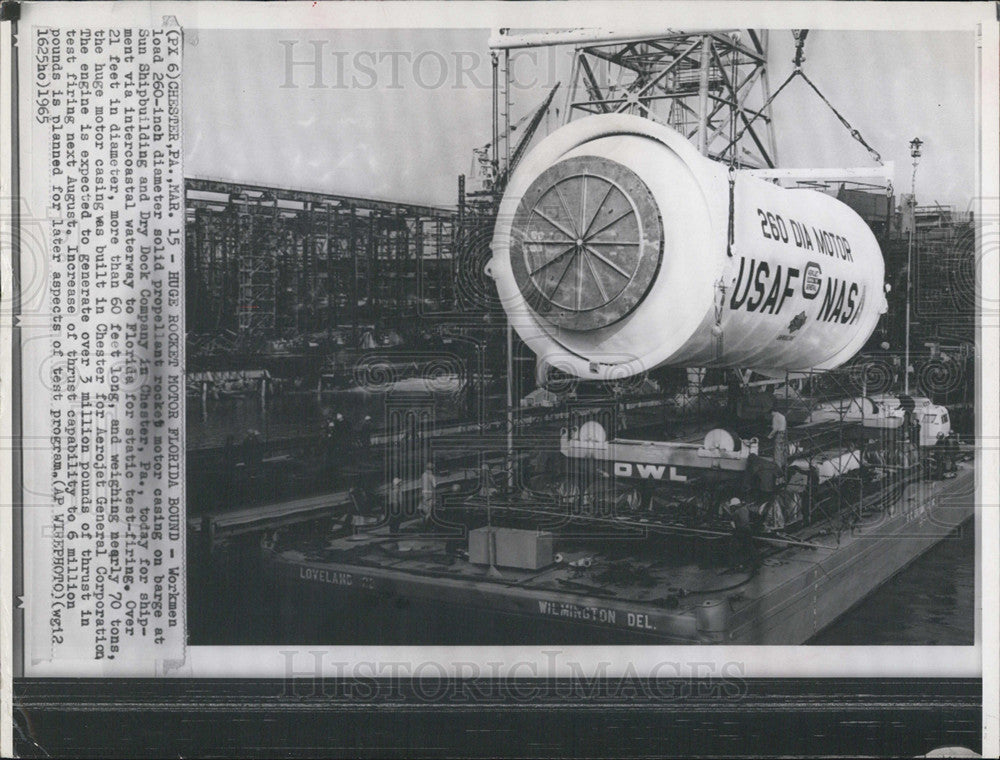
470;83;561;196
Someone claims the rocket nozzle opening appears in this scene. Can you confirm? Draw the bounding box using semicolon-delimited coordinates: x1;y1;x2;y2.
509;155;663;331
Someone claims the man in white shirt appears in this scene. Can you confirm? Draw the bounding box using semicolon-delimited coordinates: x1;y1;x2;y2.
420;461;437;526
768;409;788;471
386;477;404;535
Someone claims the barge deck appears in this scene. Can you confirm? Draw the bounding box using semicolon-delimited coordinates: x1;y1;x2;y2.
267;464;975;644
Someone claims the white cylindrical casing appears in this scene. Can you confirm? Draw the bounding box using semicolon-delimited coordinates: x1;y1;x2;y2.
490;114;887;380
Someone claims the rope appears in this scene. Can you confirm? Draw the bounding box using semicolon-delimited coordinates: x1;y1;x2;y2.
729;34;740;169
713;277;727;360
714;165;737;360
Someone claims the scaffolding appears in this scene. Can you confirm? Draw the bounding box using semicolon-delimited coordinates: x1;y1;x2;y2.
233;191;277;341
912;208;976;345
185;179;458;354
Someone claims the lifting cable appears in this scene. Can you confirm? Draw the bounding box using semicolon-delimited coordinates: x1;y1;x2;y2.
796;70;883;165
717;163;736;360
725;32;740;258
717;30;889;361
725;29;885;167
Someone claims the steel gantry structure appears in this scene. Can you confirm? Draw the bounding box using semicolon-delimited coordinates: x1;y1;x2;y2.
490;28;780;169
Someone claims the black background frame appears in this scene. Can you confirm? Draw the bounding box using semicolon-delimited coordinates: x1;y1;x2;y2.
13;677;982;757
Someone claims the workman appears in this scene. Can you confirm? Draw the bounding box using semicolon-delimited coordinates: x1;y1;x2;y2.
242;429;263;471
909;412;922;446
933;433;949;479
743;452;785;495
946;431;962;470
726;371;743;420
386;477;404;535
355;414;374;449
768;408;788;471
726;496;758;570
345;485;371;535
479;462;498;498
901;404;921;445
419;461;437;526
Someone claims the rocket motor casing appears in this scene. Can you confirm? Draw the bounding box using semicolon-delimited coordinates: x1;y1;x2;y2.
489;114;887;380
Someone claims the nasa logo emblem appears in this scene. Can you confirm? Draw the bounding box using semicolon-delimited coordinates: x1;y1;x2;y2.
803;262;822;299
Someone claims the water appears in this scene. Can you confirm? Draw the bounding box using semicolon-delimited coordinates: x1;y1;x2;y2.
810;520;975;644
187;387;468;451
